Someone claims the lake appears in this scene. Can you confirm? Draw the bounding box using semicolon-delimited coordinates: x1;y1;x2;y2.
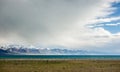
1;55;120;60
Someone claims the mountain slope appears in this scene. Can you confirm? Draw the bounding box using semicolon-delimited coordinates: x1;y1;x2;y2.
0;49;9;55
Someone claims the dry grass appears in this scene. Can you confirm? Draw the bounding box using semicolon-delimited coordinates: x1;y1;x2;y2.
0;60;120;72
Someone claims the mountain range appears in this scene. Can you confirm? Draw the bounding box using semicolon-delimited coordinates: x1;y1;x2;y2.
0;45;107;55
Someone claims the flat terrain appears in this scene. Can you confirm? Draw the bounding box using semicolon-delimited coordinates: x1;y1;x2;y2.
0;60;120;72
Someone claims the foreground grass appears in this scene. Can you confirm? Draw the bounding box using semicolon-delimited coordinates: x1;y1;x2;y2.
0;60;120;72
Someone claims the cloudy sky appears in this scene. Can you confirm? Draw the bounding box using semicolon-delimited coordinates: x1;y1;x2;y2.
0;0;120;54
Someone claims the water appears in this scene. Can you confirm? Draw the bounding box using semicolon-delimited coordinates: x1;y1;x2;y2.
1;55;120;60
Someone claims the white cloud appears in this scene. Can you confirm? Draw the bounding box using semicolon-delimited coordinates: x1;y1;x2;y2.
105;22;120;26
0;0;120;53
87;18;120;28
89;16;120;24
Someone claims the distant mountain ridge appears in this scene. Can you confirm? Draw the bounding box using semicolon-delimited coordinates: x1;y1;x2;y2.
0;49;9;55
0;45;107;55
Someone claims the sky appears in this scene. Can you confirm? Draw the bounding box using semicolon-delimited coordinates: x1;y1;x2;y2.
0;0;120;54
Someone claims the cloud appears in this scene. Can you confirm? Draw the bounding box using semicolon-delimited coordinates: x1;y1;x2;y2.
87;17;120;28
105;22;120;26
89;16;120;24
0;0;120;52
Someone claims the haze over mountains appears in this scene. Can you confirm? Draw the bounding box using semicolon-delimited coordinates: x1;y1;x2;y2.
0;44;110;55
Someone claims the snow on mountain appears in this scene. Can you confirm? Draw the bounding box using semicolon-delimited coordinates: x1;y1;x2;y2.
0;44;107;55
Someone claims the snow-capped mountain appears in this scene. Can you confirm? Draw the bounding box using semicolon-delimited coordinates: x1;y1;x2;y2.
0;44;108;55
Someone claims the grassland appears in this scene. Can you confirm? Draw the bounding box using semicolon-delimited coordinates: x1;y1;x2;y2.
0;60;120;72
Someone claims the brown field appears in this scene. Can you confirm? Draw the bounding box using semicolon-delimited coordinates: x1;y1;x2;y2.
0;60;120;72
